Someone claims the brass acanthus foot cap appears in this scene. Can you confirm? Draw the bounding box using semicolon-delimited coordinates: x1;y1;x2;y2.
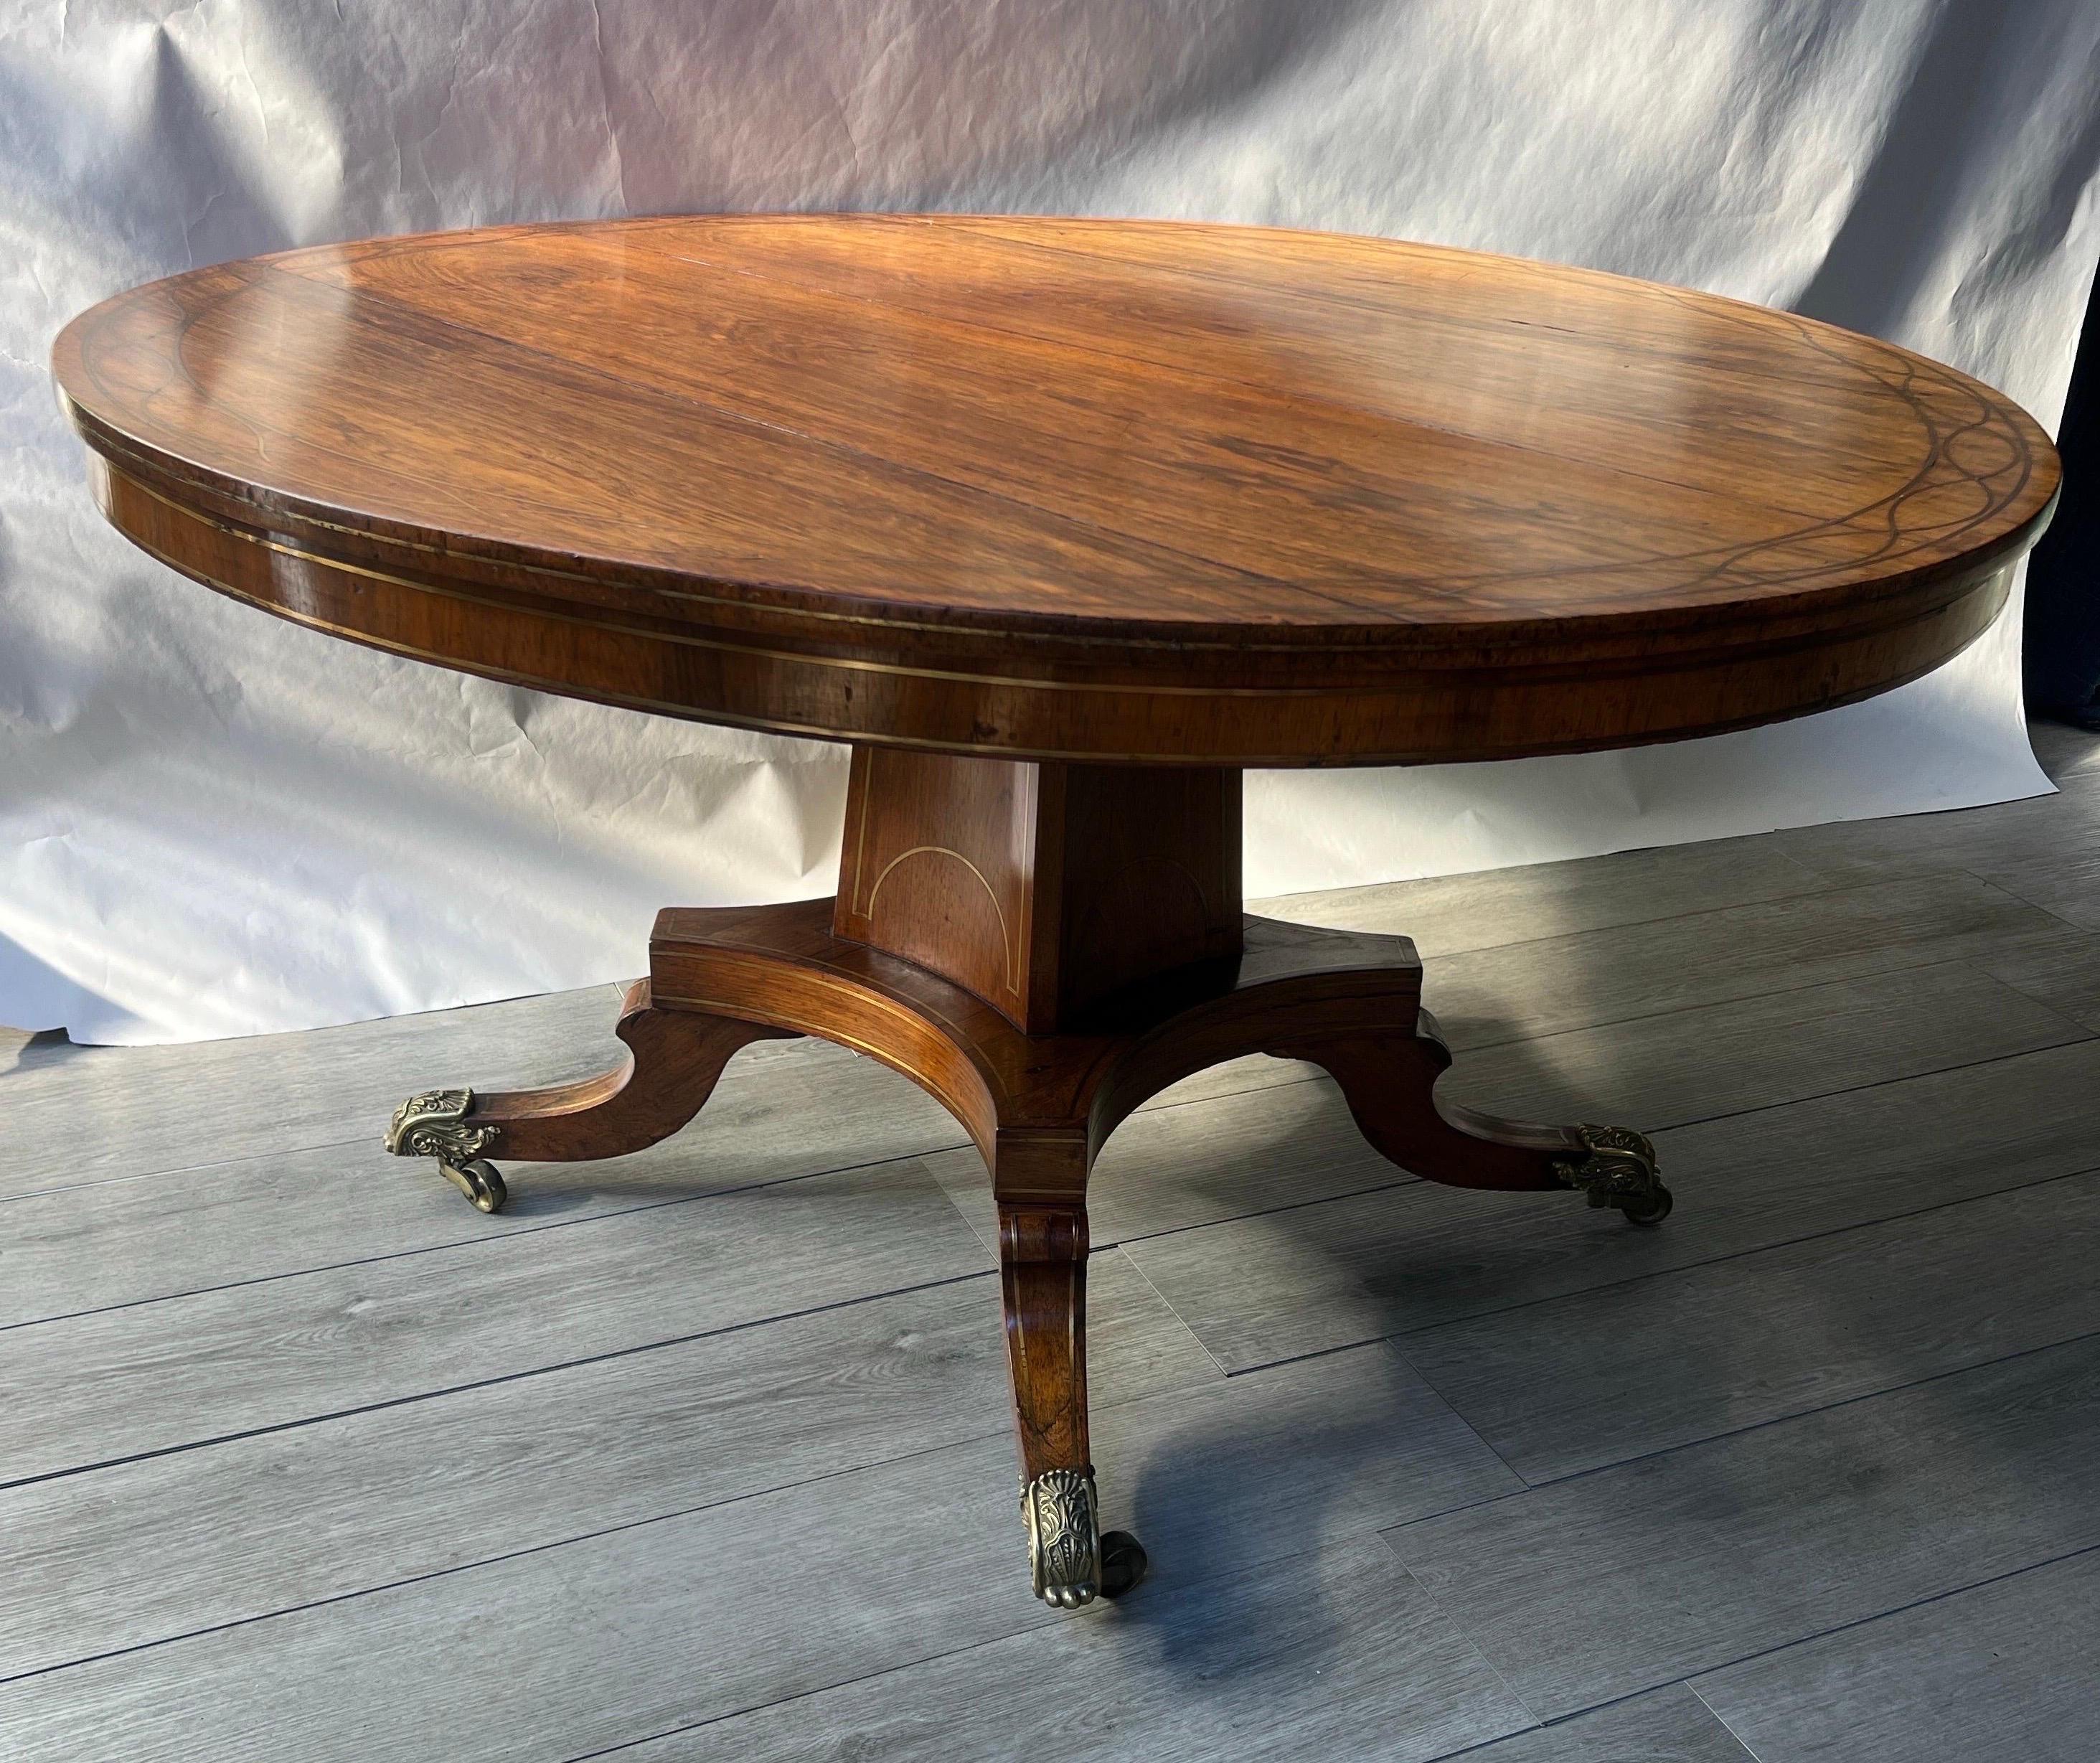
385;1089;508;1214
1022;1470;1147;1608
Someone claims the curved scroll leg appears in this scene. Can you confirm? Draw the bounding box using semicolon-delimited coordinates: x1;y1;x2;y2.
997;1139;1147;1609
384;979;798;1213
1277;1012;1672;1226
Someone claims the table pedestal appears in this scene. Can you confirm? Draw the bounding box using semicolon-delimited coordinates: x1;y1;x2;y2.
385;752;1670;1609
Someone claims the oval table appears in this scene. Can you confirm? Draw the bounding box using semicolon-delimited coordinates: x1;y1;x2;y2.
53;215;2059;1609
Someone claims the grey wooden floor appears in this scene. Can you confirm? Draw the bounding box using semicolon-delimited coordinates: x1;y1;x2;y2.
6;726;2100;1762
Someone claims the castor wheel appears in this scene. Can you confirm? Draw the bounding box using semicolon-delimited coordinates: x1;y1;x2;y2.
1619;1182;1673;1228
438;1157;508;1214
1098;1530;1149;1599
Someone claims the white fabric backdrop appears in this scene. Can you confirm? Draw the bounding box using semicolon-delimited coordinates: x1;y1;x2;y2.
3;0;2096;1045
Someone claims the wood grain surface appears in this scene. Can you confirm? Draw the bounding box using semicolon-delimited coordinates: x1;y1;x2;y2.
52;215;2060;763
835;749;1242;1030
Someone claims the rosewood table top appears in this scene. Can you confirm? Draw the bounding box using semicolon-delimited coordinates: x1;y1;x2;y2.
52;215;2058;766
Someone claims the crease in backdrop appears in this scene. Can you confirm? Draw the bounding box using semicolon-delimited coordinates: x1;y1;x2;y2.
1;0;2096;1045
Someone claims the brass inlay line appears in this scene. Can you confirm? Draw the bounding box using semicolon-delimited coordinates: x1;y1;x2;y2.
864;844;1018;990
848;753;875;916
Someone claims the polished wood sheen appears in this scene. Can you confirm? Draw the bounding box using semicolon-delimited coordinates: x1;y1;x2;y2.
52;216;2062;1611
836;749;1240;1030
52;215;2056;766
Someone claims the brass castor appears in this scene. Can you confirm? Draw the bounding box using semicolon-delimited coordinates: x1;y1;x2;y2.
385;1088;507;1214
438;1157;507;1214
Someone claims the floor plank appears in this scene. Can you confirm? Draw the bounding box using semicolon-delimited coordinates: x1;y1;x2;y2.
1255;835;1828;959
1692;1546;2100;1762
0;1058;961;1328
1977;919;2100;1031
1772;775;2100;891
1384;1335;2100;1719
1435;1683;1756;1763
1415;872;2058;1049
1397;1171;2100;1482
931;957;2080;1254
1987;850;2100;931
0;982;641;1198
614;1537;1535;1763
0;1158;987;1485
1432;959;2080;1125
1125;1037;2100;1371
1097;1342;1521;1594
0;1432;1052;1762
0;1343;1515;1759
0;1250;1217;1682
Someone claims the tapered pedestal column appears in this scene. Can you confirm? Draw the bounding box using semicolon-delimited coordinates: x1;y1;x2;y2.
387;749;1670;1607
